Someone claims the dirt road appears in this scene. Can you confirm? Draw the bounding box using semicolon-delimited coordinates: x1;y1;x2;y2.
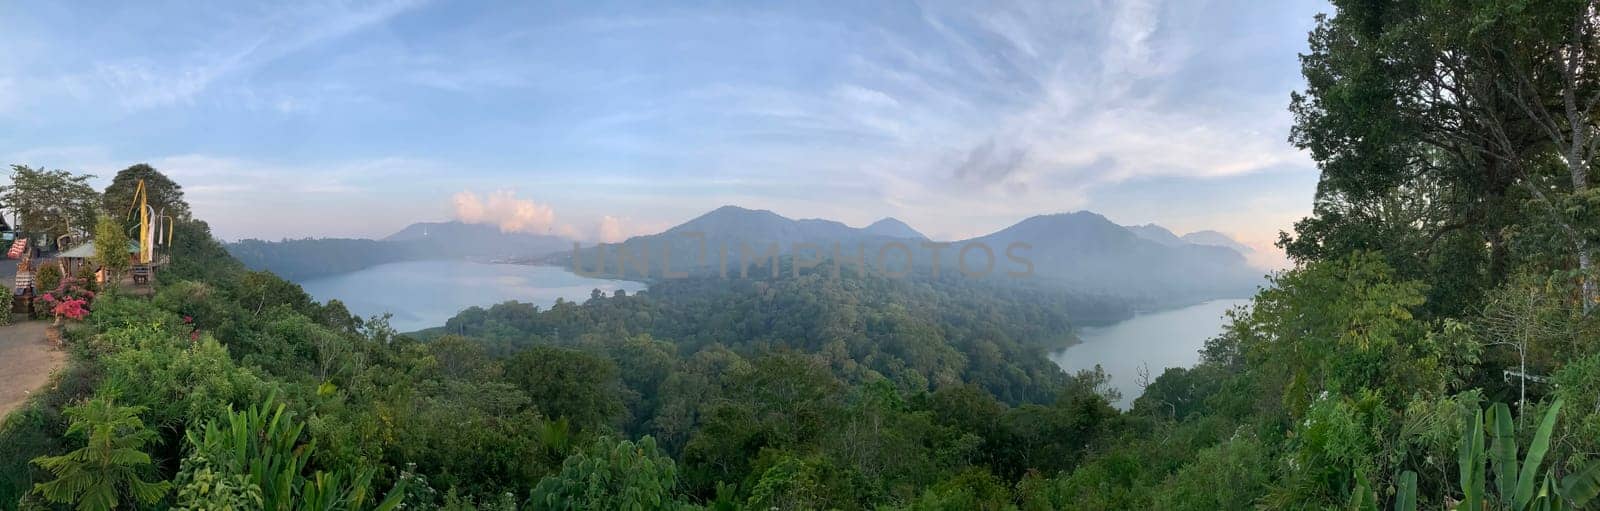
0;321;63;421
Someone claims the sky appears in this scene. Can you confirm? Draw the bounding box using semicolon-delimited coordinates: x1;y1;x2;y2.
0;0;1329;268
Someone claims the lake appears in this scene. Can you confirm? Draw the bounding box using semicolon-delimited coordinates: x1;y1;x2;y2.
298;260;646;332
1049;298;1251;410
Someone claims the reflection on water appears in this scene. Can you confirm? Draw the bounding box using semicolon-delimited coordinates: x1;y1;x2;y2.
299;260;646;332
1050;298;1251;410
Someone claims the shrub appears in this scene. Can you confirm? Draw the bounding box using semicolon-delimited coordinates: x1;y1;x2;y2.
37;280;95;324
34;265;61;294
29;398;171;511
176;396;405;511
530;436;682;510
0;286;12;326
75;266;98;294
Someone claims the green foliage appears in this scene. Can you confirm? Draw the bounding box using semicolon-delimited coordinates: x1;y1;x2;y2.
0;282;13;326
102;163;190;222
504;345;628;434
158;219;246;285
529;436;684;511
35;264;61;295
29;397;171;511
431;272;1092;404
1449;399;1600;510
1151;434;1270;510
177;396;405;511
1393;470;1417;511
0;359;100;504
89;294;267;429
170;460;263;511
892;468;1012;511
1;165;101;243
1215;254;1411;401
92;213;130;286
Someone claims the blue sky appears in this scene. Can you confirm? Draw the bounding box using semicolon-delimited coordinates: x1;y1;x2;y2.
0;0;1327;267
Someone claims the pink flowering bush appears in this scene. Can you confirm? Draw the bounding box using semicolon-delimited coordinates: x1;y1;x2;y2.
52;298;88;321
38;279;95;323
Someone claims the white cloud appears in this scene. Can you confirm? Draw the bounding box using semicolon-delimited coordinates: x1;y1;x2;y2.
451;189;559;234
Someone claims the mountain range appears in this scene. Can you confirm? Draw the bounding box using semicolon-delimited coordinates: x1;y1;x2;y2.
228;206;1263;305
548;206;1263;306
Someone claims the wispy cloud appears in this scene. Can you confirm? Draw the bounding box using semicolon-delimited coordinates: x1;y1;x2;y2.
2;0;427;115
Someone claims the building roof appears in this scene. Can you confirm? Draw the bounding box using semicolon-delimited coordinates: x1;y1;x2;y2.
56;240;139;259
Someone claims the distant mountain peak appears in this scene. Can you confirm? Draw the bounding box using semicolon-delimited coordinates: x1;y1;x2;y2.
1123;223;1186;246
863;217;926;240
1181;230;1254;254
703;204;784;218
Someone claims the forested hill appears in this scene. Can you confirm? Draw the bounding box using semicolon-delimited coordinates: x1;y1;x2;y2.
553;206;1263;308
226;221;569;280
418;271;1134;403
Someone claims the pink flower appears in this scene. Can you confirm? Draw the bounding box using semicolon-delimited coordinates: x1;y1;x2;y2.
52;299;88;321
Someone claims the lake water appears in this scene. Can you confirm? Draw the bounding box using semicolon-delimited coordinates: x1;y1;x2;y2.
298;260;646;332
1049;298;1251;410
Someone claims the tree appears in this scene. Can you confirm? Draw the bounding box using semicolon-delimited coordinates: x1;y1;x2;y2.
1;165;100;244
528;436;683;510
1286;0;1600;314
30;398;171;511
93;214;130;287
102;163;190;222
504;346;627;433
1487;0;1600;311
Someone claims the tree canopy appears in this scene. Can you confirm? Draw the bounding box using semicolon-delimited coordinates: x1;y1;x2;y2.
103;163;190;223
1;165;100;244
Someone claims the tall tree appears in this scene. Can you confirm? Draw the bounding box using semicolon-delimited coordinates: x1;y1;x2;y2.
1489;0;1600;311
102;163;190;222
1284;0;1600;315
0;165;100;244
93;213;131;287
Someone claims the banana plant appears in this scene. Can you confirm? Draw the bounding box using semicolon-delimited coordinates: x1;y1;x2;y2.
1438;399;1600;511
1394;470;1417;511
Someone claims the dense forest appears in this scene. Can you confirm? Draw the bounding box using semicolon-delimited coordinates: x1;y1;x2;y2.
12;1;1600;509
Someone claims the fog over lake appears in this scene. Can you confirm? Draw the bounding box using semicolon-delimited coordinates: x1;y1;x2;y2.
1051;298;1251;409
299;260;646;332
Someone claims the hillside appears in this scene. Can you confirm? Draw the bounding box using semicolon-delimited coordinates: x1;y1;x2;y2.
227;221;570;281
554;206;1262;307
963;212;1261;303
